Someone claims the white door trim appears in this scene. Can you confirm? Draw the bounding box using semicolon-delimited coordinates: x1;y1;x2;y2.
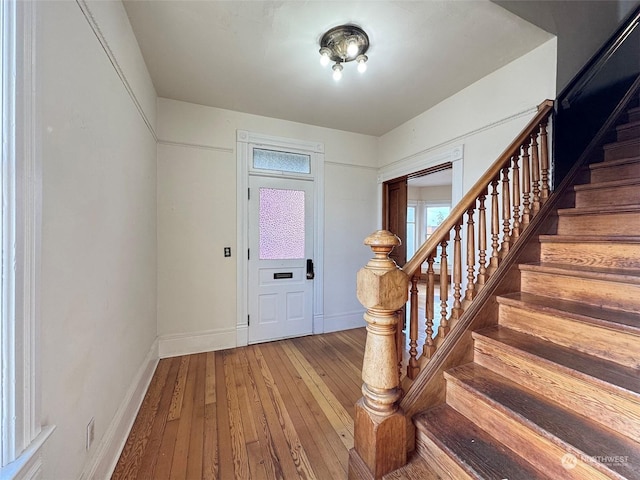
236;130;324;347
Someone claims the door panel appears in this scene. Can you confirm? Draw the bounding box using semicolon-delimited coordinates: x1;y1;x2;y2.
384;177;408;267
248;176;314;343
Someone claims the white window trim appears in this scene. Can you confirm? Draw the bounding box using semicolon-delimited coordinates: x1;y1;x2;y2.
1;1;53;478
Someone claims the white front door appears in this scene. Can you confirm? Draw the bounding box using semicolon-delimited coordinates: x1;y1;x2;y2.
248;175;314;343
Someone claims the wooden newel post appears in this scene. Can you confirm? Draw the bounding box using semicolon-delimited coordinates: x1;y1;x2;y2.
349;230;409;480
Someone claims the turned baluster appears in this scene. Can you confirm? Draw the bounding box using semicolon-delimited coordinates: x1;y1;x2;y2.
407;275;419;379
477;190;487;287
488;179;500;276
465;205;476;301
438;236;450;338
531;130;541;215
422;254;436;359
353;230;407;478
501;166;511;255
511;154;521;240
539;118;550;203
521;142;531;226
451;222;463;320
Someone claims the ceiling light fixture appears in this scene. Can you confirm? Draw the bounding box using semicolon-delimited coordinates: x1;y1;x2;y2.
319;24;369;81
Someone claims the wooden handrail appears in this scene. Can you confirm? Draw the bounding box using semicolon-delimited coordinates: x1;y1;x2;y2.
403;99;554;277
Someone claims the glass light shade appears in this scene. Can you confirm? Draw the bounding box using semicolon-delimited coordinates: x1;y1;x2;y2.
319;47;331;67
332;63;343;81
346;40;359;58
356;54;367;73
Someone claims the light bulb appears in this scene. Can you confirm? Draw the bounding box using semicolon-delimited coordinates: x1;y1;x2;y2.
346;40;359;58
319;47;331;67
356;54;368;73
332;63;343;81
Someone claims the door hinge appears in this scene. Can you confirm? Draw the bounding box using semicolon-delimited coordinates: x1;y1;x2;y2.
247;314;250;326
248;248;250;260
248;187;250;200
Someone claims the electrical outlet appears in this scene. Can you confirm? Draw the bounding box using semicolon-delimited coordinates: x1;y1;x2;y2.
224;247;231;257
86;418;95;450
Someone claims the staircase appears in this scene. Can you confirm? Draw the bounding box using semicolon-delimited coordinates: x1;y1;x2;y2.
387;99;640;478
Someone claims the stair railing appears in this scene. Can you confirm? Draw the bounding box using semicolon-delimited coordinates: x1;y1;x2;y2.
400;100;554;381
349;99;554;480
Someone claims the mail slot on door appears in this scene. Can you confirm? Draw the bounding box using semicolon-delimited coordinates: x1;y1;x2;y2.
273;272;294;279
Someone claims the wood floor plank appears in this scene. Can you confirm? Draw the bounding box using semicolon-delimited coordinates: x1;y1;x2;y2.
169;353;197;480
205;351;216;405
136;357;181;479
246;345;300;480
111;328;367;480
294;337;361;414
167;356;190;421
112;358;172;480
237;347;280;480
214;350;234;479
281;341;354;449
253;344;318;479
223;350;250;479
268;341;350;477
261;342;337;480
202;403;218;480
289;336;360;416
185;353;206;480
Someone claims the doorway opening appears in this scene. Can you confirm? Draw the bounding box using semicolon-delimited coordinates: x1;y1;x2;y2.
382;162;453;268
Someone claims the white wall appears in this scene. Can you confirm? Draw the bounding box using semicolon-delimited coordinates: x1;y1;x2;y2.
156;98;378;350
37;1;157;479
494;0;639;92
379;38;557;194
408;185;452;203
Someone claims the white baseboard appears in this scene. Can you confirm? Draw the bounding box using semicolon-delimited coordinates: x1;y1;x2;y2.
79;338;159;480
158;327;236;358
323;311;366;333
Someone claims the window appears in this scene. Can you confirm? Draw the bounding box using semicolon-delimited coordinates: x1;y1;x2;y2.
1;1;52;478
252;148;311;174
406;204;417;260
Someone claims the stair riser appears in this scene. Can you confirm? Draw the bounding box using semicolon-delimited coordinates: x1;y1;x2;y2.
575;184;640;208
446;380;610;480
617;123;640;141
557;211;640;235
521;270;640;312
414;434;475;480
499;303;640;368
473;338;640;442
590;161;640;183
604;142;640;161
629;108;640;123
539;241;640;270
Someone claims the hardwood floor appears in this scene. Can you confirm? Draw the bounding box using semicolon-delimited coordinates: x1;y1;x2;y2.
112;328;366;480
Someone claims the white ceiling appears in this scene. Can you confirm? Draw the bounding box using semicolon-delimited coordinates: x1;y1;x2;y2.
408;168;452;188
123;0;553;136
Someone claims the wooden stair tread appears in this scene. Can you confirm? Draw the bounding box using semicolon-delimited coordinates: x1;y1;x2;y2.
574;177;640;191
557;203;640;216
473;326;640;398
604;136;640;150
519;262;640;284
617;119;640;131
497;291;640;334
538;234;640;243
589;155;640;169
415;405;547;480
446;363;640;479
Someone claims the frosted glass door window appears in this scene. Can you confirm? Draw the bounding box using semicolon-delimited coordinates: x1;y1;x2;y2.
259;188;306;259
253;148;311;174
